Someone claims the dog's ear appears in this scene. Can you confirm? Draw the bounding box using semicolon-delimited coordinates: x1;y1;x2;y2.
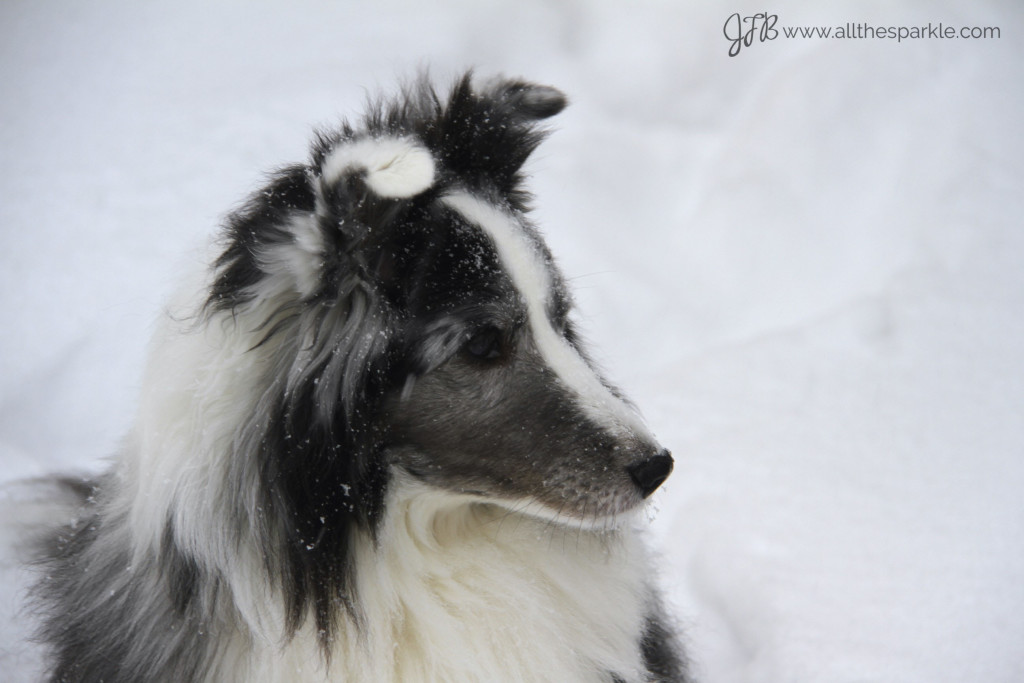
208;136;438;642
431;73;567;204
319;136;436;201
208;136;436;309
309;135;436;296
480;76;568;121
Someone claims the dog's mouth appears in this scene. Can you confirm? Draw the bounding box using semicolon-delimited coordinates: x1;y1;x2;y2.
489;497;643;531
440;450;674;529
388;431;674;529
467;491;649;533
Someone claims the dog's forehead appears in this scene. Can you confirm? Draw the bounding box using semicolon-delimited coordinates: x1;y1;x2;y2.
439;192;561;307
406;191;568;318
415;210;509;310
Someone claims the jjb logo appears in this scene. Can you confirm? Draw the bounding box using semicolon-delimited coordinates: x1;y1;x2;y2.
724;12;779;56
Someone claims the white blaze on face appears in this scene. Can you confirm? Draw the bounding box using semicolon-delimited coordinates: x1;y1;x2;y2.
441;191;653;442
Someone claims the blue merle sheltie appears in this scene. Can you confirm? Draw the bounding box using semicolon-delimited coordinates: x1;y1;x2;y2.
32;73;689;682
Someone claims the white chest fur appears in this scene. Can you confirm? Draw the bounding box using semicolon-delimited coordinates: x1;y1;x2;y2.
244;481;654;683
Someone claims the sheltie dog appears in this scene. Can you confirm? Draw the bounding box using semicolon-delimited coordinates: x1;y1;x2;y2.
33;73;688;682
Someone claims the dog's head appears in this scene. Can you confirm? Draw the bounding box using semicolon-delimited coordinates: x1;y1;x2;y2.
202;73;671;633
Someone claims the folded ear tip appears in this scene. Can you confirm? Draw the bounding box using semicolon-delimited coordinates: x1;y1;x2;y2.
321;137;435;199
364;141;435;198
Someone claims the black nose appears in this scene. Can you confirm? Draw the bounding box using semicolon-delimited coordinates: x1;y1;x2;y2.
627;450;674;498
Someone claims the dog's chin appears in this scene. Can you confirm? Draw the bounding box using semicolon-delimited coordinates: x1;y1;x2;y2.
391;467;647;532
472;493;645;532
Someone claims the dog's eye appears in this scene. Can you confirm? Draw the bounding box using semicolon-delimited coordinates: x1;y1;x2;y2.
464;326;504;361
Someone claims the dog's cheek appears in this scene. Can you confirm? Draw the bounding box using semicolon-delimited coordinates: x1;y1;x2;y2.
382;367;498;465
382;351;644;513
382;361;526;485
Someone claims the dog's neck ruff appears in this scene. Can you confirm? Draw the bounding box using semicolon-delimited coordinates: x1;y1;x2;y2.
239;475;653;683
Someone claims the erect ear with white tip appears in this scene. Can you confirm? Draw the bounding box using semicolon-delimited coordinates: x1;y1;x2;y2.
321;137;435;199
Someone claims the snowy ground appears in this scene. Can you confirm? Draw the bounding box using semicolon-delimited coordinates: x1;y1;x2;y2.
2;1;1022;680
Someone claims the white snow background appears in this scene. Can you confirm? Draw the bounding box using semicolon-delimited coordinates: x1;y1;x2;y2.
2;1;1022;681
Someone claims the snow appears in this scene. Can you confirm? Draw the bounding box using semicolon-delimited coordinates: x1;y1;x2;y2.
2;0;1022;680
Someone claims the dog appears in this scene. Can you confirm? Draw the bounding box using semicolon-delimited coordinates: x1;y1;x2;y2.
32;73;689;682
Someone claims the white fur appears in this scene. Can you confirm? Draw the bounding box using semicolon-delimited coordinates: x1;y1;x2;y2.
441;191;654;443
114;203;661;682
321;137;435;199
213;474;653;683
255;213;326;299
126;264;291;590
123;286;657;680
